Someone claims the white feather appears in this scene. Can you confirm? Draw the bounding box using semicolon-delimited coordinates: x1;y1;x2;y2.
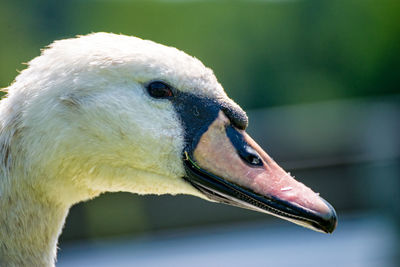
0;33;241;266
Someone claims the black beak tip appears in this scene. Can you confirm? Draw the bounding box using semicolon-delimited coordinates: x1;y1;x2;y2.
318;198;338;234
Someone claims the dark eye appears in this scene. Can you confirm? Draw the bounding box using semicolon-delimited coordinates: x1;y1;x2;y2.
146;81;173;99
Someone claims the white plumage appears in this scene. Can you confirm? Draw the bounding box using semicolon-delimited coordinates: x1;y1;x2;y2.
0;32;337;267
0;33;239;266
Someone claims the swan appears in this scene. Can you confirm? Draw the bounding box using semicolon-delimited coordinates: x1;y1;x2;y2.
0;33;337;266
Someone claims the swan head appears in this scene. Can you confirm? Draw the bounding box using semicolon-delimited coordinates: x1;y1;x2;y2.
3;33;336;233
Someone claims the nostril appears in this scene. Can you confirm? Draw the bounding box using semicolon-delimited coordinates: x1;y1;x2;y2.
226;125;263;167
241;146;263;167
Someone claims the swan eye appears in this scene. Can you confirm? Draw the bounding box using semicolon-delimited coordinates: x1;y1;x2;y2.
146;81;173;99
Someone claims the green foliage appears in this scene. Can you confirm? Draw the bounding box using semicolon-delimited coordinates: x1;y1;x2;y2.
0;0;399;109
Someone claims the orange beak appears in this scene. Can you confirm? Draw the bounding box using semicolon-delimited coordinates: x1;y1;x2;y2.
184;111;337;233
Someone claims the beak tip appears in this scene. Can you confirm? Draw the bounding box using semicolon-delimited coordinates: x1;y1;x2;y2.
318;198;338;234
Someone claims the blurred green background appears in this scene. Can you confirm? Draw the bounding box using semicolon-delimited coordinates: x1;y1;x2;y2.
1;0;399;264
1;0;399;109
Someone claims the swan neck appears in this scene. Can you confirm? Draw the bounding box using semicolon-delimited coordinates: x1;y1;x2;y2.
0;184;70;267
